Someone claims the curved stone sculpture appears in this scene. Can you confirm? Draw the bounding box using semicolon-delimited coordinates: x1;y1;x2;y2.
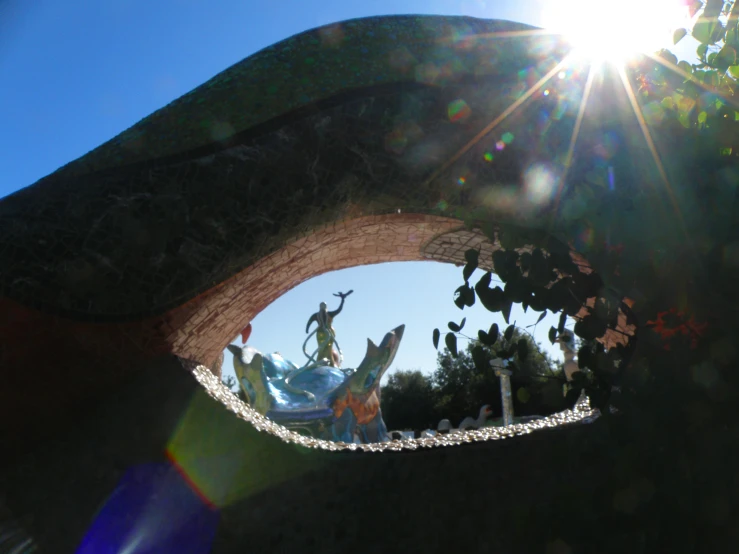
227;324;404;443
0;16;580;446
0;14;674;456
3;13;738;554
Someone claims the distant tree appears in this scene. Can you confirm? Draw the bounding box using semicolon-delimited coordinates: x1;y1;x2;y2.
380;370;438;431
433;328;568;425
223;374;238;390
380;328;571;431
433;344;499;427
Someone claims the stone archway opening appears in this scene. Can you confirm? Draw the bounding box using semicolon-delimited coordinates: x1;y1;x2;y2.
182;210;636;449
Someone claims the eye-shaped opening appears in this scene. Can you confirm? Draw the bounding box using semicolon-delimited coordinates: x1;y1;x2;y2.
192;218;634;452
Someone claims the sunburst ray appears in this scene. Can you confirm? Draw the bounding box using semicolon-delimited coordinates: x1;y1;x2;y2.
423;59;568;188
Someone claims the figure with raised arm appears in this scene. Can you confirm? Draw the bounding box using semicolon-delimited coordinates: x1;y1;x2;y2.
304;290;353;367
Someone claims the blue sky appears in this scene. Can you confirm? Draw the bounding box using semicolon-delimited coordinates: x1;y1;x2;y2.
3;0;695;385
1;0;565;387
0;0;548;195
243;262;566;383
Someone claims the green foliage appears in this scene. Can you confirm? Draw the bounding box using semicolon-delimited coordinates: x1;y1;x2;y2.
478;322;499;346
642;0;739;142
380;370;438;431
463;248;479;282
447;318;466;332
445;332;458;357
415;5;739;547
436;241;642;413
222;374;237;391
383;328;568;431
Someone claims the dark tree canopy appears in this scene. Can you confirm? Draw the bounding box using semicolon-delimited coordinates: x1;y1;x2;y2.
381;330;569;431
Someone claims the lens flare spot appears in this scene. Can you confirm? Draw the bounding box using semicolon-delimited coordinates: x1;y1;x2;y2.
457;176;466;186
579;226;595;250
437;200;449;211
608;166;616;190
544;89;550;96
384;130;408;155
523;164;557;206
383;121;423;155
495;140;505;151
483;152;494;162
558;71;566;79
595;131;620;159
210;121;235;142
543;0;689;63
501;132;515;145
447;99;472;122
415;63;441;85
318;23;344;48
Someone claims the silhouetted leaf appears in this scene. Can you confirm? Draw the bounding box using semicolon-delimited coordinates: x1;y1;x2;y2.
571;371;587;384
574;315;608;341
504;324;515;343
463;249;479;282
475;272;507;313
578;344;593;369
445;332;458;357
433;328;440;349
448;321;461;332
549;326;557;345
504;276;530;304
693;19;718;45
595;294;620;327
697;43;708;60
536;311;547;325
529;248;550;287
464;248;479;265
502;299;513;324
572;271;603;301
529;287;550;312
549;251;577;274
455;283;475;308
658;48;678;66
519;252;532;272
476;270;492;289
471;344;487;372
517;338;529;362
718;44;737;66
454;292;466;310
558;311;567;334
673;27;688;44
488;323;499;346
492;249;520;283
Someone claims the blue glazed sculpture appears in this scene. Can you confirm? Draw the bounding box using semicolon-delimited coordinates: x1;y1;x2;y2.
226;293;404;444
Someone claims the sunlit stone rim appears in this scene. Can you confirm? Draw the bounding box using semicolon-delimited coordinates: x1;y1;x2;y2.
184;360;598;452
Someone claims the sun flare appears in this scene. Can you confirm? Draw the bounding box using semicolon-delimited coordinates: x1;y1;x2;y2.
542;0;690;63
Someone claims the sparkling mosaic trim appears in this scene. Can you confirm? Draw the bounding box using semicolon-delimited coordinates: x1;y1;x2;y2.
184;359;598;453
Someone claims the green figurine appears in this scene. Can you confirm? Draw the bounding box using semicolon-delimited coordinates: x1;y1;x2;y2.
305;290;353;367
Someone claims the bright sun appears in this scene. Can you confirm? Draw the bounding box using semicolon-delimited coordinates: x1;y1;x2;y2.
542;0;691;63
